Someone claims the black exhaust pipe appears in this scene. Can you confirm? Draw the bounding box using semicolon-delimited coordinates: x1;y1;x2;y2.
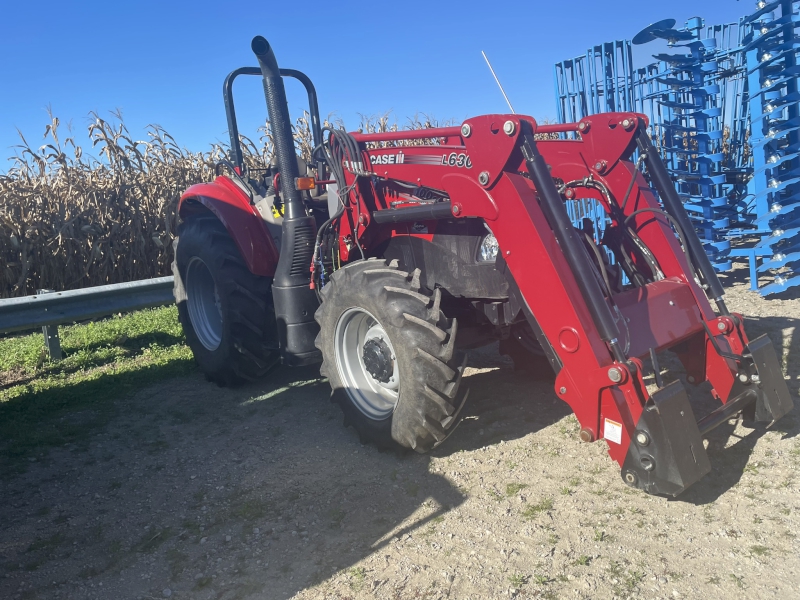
251;36;320;366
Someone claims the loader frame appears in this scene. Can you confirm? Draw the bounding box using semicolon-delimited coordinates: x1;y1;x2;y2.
325;113;792;494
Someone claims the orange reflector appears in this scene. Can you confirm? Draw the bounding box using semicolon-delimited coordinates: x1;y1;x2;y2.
295;177;316;191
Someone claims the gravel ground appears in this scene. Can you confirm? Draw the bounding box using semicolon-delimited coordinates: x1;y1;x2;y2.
1;268;798;600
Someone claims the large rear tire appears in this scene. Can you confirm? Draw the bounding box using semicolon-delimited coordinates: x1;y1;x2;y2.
172;217;279;385
314;259;469;452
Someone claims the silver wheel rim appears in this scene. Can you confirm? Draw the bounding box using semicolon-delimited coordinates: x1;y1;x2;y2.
334;307;399;420
185;256;223;351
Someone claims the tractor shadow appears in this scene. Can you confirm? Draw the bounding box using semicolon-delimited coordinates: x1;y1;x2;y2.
0;344;573;600
1;316;795;597
434;343;571;457
0;364;467;600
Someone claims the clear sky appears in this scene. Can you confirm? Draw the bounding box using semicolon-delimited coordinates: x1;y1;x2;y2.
0;0;751;163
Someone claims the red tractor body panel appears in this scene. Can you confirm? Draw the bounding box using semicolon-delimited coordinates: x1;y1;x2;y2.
178;177;279;277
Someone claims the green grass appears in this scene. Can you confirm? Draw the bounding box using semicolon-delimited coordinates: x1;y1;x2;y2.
594;529;607;542
505;483;528;497
730;574;746;589
134;527;173;553
27;531;67;554
521;497;554;519
0;306;193;471
349;566;367;591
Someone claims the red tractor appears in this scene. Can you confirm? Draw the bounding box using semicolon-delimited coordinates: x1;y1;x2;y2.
173;36;793;496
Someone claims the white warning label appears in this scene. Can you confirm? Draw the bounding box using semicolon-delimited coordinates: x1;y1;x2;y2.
603;418;623;444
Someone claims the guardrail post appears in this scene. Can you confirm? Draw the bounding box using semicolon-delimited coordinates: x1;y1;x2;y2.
37;290;63;360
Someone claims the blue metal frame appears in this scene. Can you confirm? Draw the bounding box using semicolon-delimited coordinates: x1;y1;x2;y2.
553;3;800;296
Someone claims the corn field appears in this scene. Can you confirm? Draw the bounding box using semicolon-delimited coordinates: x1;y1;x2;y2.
1;112;214;298
0;108;560;297
0;109;458;298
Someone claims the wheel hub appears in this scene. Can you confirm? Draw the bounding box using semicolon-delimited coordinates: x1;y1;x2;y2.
185;256;223;351
334;307;400;420
362;337;394;383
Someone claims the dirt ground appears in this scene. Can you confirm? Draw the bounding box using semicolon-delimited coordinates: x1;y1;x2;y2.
1;269;799;600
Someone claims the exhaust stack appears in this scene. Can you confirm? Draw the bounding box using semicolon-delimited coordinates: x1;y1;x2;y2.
251;35;320;365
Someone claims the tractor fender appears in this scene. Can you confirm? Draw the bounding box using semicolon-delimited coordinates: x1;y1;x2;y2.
178;176;279;277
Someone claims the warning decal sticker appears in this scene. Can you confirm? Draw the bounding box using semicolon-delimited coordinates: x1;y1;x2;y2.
603;418;623;444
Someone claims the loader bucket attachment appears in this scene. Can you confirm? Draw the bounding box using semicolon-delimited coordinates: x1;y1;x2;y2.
621;381;711;496
749;334;794;423
621;333;792;496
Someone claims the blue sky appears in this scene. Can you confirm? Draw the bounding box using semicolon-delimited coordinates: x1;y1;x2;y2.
1;0;750;163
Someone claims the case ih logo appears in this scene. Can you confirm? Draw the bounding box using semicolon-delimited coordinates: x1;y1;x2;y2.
371;152;473;168
372;153;405;165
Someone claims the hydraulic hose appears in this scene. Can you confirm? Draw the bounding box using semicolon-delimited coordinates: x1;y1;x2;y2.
520;121;626;362
635;128;729;313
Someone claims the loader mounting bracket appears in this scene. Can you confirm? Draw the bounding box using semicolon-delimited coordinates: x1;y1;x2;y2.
746;334;793;423
621;381;711;497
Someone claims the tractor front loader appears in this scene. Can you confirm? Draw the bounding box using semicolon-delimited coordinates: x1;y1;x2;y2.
173;36;793;496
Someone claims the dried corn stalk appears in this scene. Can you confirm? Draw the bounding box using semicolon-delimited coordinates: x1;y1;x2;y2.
1;109;515;297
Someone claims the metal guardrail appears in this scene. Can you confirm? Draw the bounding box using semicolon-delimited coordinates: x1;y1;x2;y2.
0;277;175;359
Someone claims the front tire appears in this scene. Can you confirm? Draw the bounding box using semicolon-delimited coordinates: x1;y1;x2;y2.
314;259;469;452
172;217;279;385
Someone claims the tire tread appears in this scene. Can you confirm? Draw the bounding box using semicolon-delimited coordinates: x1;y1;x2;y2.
315;259;469;453
173;218;278;386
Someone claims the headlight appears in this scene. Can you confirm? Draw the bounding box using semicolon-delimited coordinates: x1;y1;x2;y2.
479;233;499;262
